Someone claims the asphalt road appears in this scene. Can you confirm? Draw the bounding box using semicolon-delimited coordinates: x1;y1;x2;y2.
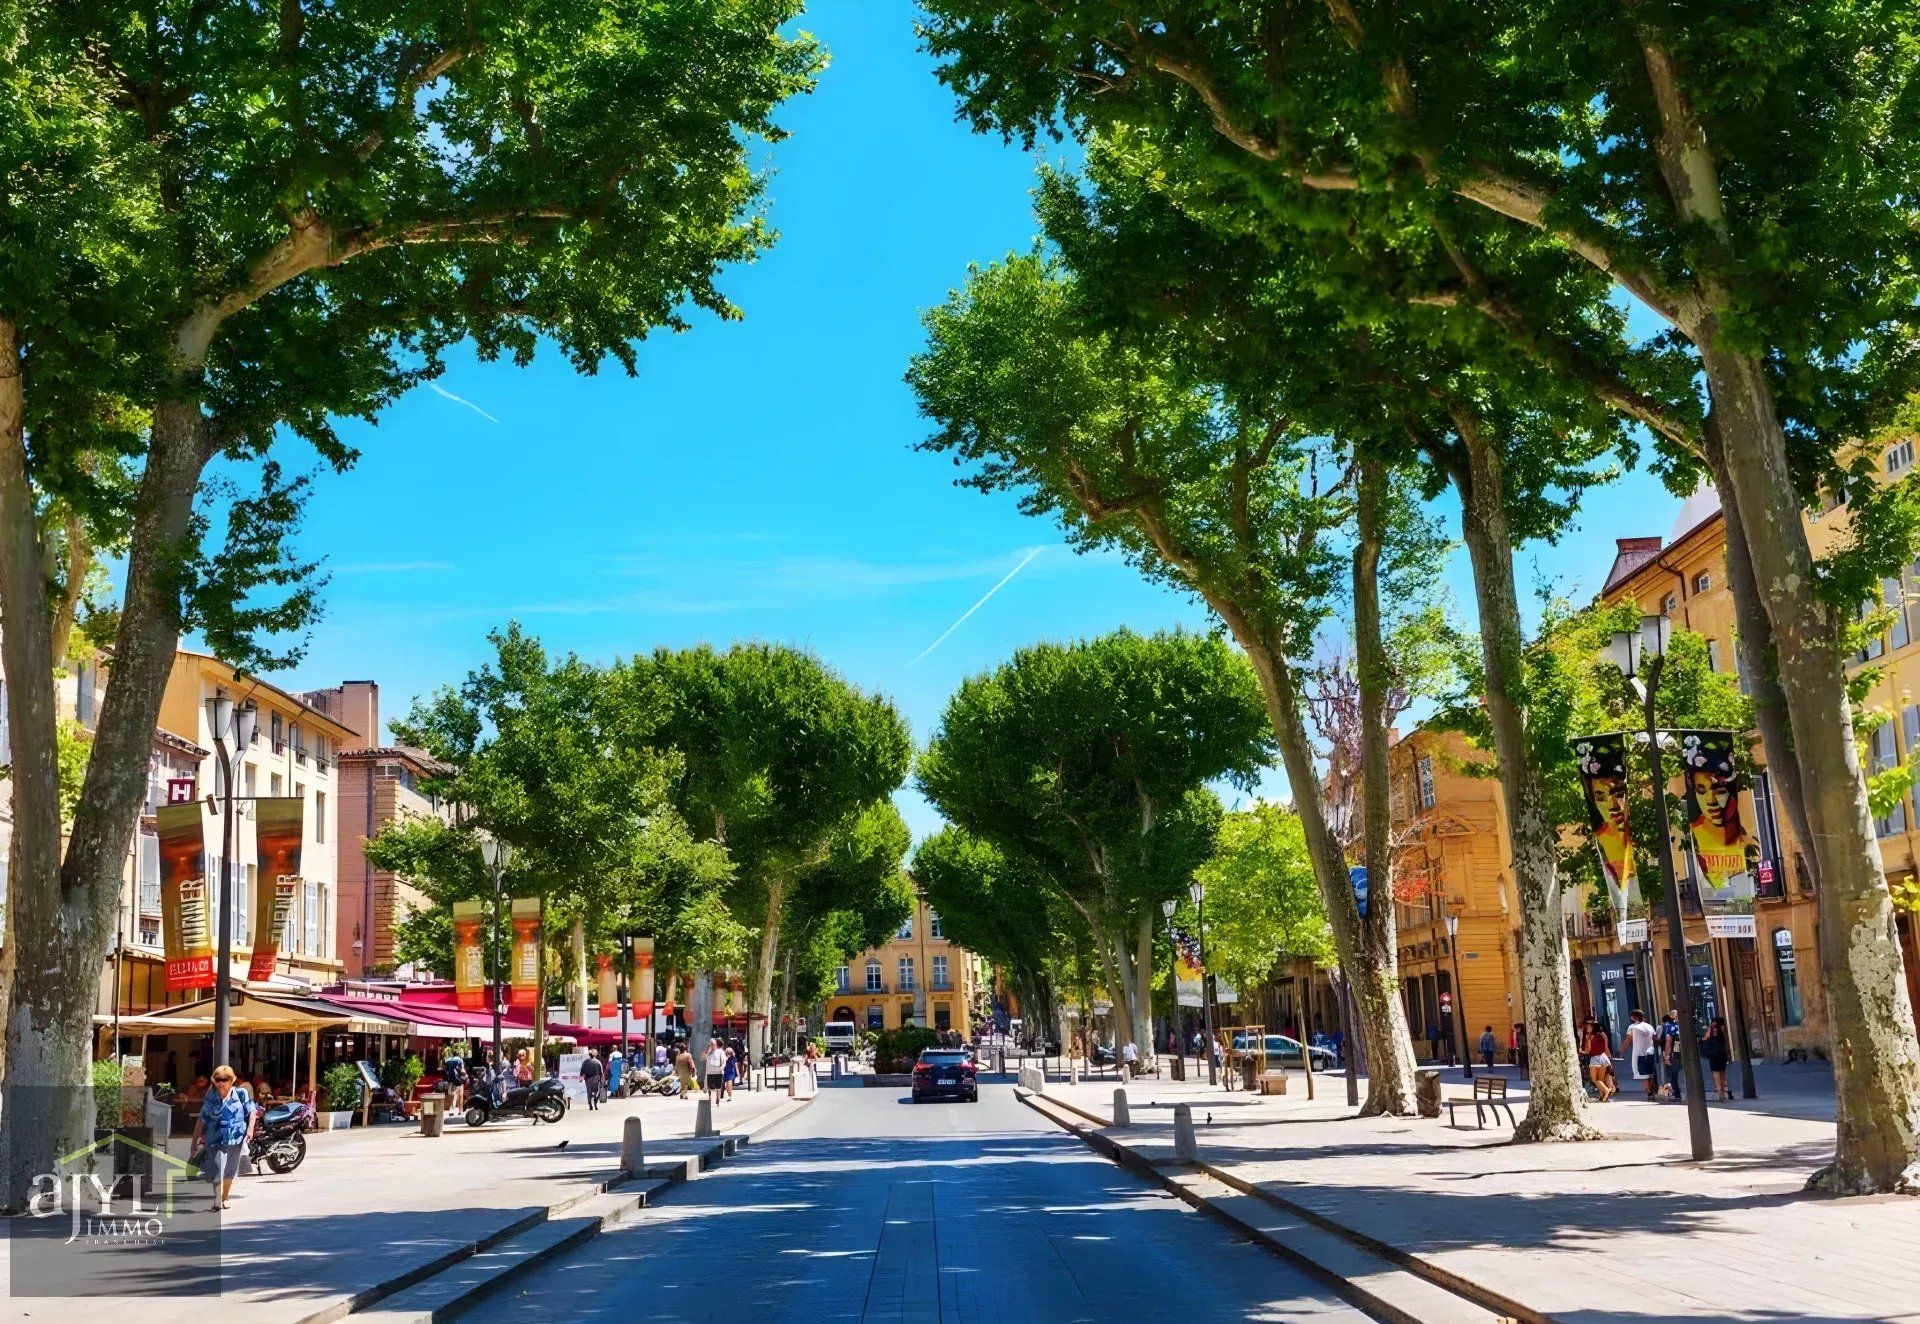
453;1078;1368;1324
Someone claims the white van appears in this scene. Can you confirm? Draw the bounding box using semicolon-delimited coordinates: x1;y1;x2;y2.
823;1020;857;1053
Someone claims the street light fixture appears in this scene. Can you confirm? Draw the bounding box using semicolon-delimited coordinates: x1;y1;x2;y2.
1444;906;1471;1080
480;837;512;1063
205;698;257;1067
1606;613;1713;1161
1190;879;1217;1086
1161;898;1179;1074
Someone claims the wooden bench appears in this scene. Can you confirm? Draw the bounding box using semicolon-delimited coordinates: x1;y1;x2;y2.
1443;1076;1517;1129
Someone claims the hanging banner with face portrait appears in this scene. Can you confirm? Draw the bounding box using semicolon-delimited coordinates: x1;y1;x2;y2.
451;900;486;1009
248;796;304;980
1674;730;1757;937
1572;734;1640;921
509;897;543;1009
158;802;216;991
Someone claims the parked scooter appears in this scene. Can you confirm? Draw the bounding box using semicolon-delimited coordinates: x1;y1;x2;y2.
628;1066;680;1098
249;1100;314;1173
464;1075;568;1127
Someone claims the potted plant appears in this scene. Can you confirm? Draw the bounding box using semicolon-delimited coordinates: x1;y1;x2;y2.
318;1062;363;1130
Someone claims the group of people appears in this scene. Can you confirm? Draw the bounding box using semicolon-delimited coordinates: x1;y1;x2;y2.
1581;1008;1736;1103
438;1046;538;1111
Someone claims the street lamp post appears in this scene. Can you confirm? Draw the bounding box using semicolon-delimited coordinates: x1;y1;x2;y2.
205;697;258;1068
1191;880;1217;1087
1608;614;1713;1161
1445;905;1471;1080
481;839;512;1064
1161;897;1179;1077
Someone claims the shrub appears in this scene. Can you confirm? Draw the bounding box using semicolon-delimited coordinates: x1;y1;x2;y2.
92;1058;127;1127
380;1053;426;1093
322;1062;365;1111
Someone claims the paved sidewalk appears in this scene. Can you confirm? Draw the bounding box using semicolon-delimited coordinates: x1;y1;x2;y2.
1031;1061;1920;1323
0;1084;802;1324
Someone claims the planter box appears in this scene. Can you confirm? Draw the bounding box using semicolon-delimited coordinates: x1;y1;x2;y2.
316;1110;356;1131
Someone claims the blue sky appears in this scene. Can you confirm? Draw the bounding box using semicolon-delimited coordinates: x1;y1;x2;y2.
267;4;1683;840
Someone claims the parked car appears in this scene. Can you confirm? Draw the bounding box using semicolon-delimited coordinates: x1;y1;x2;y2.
1231;1032;1338;1072
910;1048;979;1103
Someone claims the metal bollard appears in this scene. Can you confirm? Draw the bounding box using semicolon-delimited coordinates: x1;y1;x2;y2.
621;1116;645;1173
695;1096;716;1138
1172;1103;1198;1161
1112;1088;1130;1127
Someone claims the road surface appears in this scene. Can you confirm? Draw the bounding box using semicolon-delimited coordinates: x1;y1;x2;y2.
454;1078;1367;1323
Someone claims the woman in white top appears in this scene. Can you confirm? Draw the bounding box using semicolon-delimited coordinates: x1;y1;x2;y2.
1623;1009;1660;1099
703;1041;728;1104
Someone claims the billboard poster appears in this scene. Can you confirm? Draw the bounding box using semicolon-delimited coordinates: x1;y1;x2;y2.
597;953;618;1019
1674;730;1756;935
1572;734;1640;919
1172;928;1236;1006
635;937;656;1016
158;802;215;991
248;796;303;980
508;897;542;1009
451;900;486;1009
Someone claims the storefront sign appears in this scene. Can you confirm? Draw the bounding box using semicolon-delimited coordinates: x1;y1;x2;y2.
1705;914;1757;939
248;796;303;980
508;898;542;1009
557;1050;588;1102
597;953;618;1019
157;802;214;991
1616;918;1649;946
451;900;486;1009
1572;734;1640;919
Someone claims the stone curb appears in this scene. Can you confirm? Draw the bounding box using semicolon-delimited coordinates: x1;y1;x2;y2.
291;1093;814;1324
1015;1087;1527;1324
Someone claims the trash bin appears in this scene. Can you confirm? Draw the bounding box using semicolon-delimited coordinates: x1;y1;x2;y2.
1415;1069;1442;1118
419;1093;446;1138
1240;1056;1258;1091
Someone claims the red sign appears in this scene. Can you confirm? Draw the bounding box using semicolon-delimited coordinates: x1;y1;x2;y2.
1758;859;1776;886
1439;992;1453;1012
166;778;196;804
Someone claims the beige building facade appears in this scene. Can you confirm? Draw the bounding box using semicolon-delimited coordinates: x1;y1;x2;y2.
825;892;984;1038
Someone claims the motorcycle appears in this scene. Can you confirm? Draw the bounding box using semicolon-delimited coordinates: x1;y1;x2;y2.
250;1100;313;1173
464;1075;568;1127
627;1066;680;1098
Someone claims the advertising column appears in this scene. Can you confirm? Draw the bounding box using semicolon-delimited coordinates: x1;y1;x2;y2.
451;900;486;1009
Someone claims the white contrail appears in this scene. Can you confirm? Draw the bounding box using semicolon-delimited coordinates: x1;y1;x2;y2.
428;381;500;423
908;546;1045;666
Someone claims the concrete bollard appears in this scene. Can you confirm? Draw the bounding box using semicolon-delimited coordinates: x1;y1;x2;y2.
1172;1103;1198;1162
620;1116;645;1173
1068;1059;1080;1086
1112;1088;1130;1128
694;1096;716;1138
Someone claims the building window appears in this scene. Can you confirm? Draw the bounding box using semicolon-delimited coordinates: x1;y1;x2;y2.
1863;599;1886;661
1871;724;1906;836
303;879;319;954
1416;756;1436;810
74;657;96;726
865;959;883;993
1662;592;1678;614
934;1004;952;1031
835;964;850;993
1706;639;1722;672
932;955;948;989
315;790;326;842
929;911;943;940
1888;438;1915;474
1693;571;1711;594
271;712;285;752
138;832;161;914
270;772;283;797
867;1005;885;1030
1890;577;1911;650
898;957;915;991
897;916;912;940
1773;928;1803;1027
138;920;160;948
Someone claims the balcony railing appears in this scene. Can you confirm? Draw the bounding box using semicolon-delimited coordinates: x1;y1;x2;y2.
931;979;951;991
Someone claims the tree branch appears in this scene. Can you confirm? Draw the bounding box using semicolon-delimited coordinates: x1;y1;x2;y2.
353;45;470;161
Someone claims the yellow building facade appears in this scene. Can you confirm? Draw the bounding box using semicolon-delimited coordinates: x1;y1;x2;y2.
824;893;983;1037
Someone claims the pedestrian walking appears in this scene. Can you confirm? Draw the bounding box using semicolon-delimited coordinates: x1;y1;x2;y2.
1426;1020;1443;1063
674;1044;697;1102
441;1050;467;1111
704;1039;727;1105
655;1039;670;1069
1701;1016;1733;1100
1583;1019;1615;1101
722;1044;739;1100
608;1046;624;1097
581;1049;606;1110
1477;1025;1497;1071
1657;1009;1683;1100
1121;1040;1139;1077
1624;1009;1660;1099
1513;1022;1528;1072
192;1065;256;1211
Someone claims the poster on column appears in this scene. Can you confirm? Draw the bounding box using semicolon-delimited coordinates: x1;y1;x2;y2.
1572;734;1641;920
452;900;486;1009
1675;730;1757;938
509;897;543;1009
248;796;304;979
597;954;619;1019
158;801;215;991
635;937;656;1017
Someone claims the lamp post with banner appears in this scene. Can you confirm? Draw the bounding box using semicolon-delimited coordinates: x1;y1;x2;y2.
205;696;258;1066
1191;879;1217;1086
480;838;512;1063
1161;897;1180;1078
1605;614;1713;1161
1444;903;1472;1080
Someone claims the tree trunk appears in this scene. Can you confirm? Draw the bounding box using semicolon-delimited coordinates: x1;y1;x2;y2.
690;972;714;1061
1133;911;1156;1067
2;386;210;1209
1351;461;1419;1113
569;913;588;1025
1448;410;1596;1141
748;876;785;1062
1699;347;1920;1192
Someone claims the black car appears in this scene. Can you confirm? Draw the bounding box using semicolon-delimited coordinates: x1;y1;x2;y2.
911;1048;978;1103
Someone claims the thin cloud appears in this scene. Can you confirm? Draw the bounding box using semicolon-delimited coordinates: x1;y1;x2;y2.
908;546;1045;666
427;381;500;424
333;560;454;575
